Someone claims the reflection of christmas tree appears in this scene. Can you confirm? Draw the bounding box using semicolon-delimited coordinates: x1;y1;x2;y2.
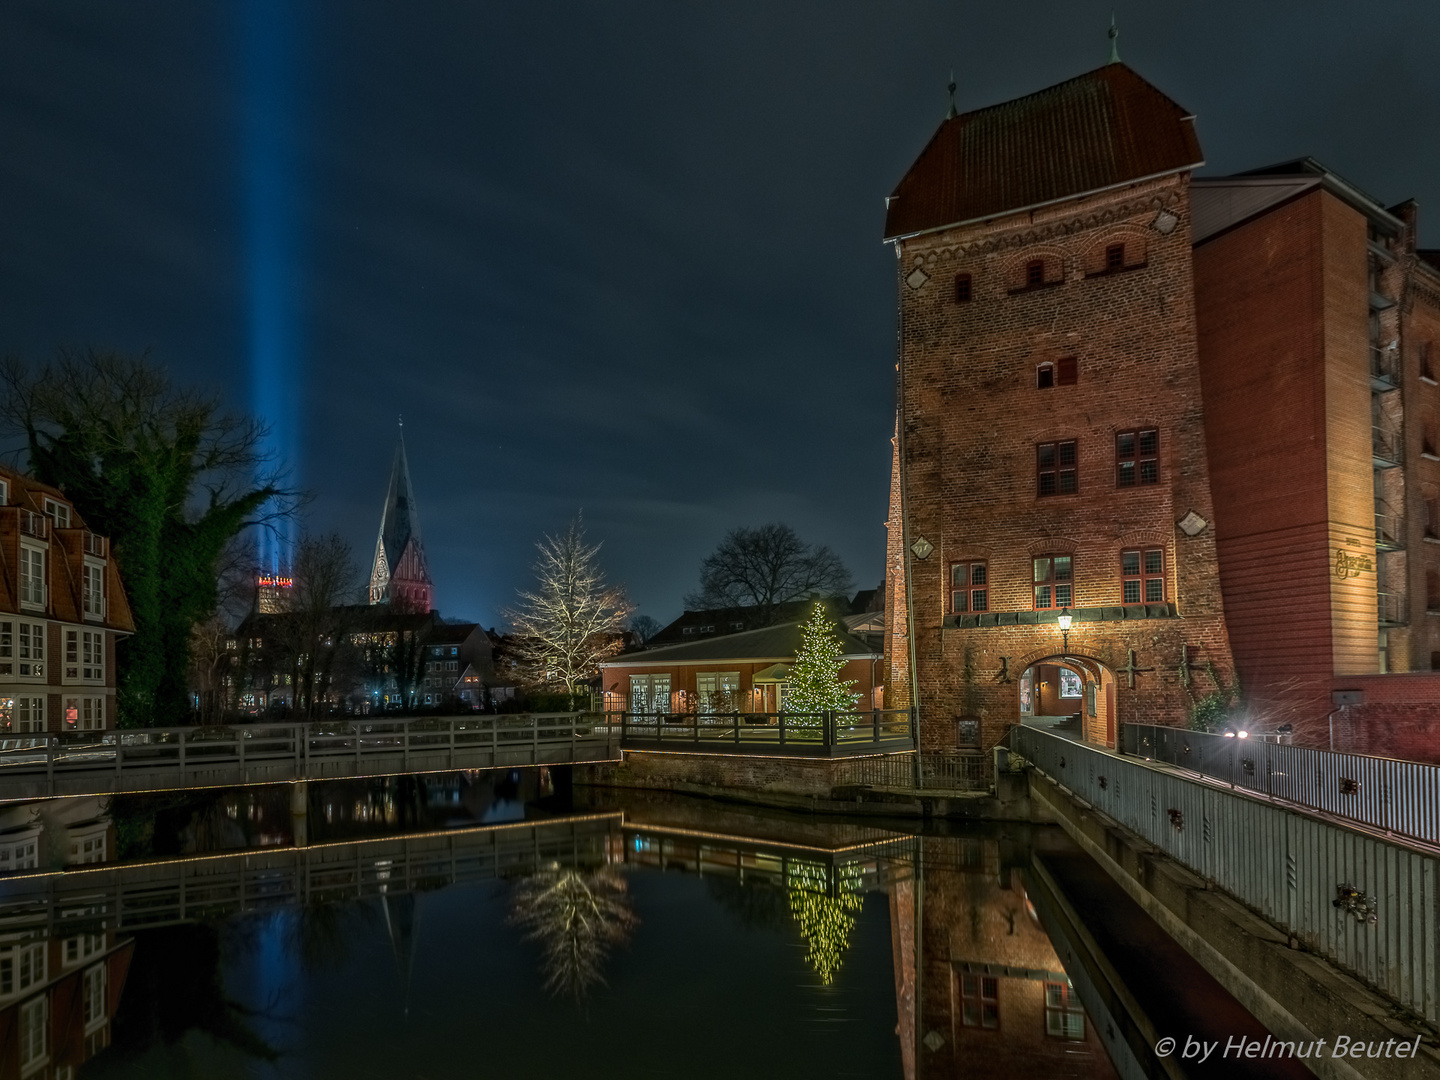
788;862;864;985
511;867;638;1000
785;604;859;727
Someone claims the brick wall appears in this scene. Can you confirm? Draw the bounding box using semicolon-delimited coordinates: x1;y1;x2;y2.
891;173;1235;753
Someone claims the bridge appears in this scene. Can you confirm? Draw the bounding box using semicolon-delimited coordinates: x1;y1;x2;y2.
0;713;619;801
1009;724;1440;1036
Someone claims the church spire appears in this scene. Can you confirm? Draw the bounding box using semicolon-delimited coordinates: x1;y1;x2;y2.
368;421;434;612
1107;12;1120;64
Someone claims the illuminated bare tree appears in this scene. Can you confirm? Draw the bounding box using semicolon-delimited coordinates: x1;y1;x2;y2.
511;867;638;1000
504;517;634;700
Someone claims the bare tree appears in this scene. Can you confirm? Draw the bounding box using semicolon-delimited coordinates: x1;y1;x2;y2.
504;517;634;699
628;615;662;646
685;523;853;626
266;533;362;719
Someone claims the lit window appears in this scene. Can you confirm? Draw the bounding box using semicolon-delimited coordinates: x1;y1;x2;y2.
1033;555;1073;610
1037;441;1078;496
1122;549;1165;604
1116;429;1159;487
949;562;988;613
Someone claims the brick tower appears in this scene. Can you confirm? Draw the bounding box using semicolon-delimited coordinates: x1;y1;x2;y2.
883;62;1236;751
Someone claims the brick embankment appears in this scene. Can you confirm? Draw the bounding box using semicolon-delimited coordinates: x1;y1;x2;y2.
575;752;1041;821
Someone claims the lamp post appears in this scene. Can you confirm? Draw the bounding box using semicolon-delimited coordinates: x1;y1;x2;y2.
1057;607;1072;655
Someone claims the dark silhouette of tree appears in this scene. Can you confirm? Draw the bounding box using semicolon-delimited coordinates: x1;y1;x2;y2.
0;350;297;726
686;523;852;626
628;614;662;646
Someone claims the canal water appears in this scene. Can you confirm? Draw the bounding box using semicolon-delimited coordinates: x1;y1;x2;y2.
0;771;1303;1080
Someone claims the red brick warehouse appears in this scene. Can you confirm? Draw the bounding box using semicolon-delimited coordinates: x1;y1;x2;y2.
883;59;1440;758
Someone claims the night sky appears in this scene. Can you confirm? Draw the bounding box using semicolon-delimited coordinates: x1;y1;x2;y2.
2;2;1438;629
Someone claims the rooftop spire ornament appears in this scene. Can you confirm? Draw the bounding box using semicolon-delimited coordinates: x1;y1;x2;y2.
945;70;957;119
1108;12;1120;63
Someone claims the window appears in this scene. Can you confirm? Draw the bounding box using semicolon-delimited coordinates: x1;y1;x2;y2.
0;479;7;505
956;718;980;747
83;963;107;1032
69;834;105;865
0;838;38;873
1044;981;1085;1039
19;995;47;1072
1059;669;1082;698
446;660;457;672
64;697;103;730
0;941;46;996
1116;429;1159;487
1085;682;1097;717
682;626;696;635
1033;555;1073;609
1025;259;1045;288
1037;441;1078;496
695;672;741;713
949;562;988;613
1056;356;1077;385
1122;549;1165;604
954;273;972;303
960;972;999;1029
1423;342;1436;382
1037;363;1054;389
629;674;672;715
65;630;103;681
18;546;44;608
64;933;104;966
83;562;105;619
0;698;44;734
9;622;45;678
43;498;70;528
1105;243;1125;272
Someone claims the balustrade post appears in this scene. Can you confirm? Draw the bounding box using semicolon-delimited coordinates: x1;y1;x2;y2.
48;735;56;798
533;713;539;764
824;711;833;751
873;708;880;744
450;717;457;770
179;729;187;783
733;712;739;746
239;725;247;783
779;711;786;747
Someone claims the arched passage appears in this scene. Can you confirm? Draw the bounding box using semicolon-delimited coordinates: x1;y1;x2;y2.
1017;653;1117;748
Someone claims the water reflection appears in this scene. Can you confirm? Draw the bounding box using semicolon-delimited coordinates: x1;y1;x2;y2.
0;778;1294;1078
510;866;639;1000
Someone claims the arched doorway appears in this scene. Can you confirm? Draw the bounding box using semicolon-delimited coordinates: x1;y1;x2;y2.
1017;654;1117;748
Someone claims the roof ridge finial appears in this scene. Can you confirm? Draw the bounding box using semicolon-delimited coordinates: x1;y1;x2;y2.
945;70;957;119
1108;12;1120;64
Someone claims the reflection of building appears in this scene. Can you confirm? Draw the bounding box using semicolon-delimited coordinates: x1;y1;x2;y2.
599;619;882;714
0;465;135;734
895;834;1115;1080
368;424;434;614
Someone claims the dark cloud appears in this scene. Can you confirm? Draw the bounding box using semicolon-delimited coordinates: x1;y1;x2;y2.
2;1;1437;626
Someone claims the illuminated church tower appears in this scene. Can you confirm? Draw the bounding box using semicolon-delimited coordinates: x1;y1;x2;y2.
368;422;435;613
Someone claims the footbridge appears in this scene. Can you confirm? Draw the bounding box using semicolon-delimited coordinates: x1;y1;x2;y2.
1009;724;1440;1056
0;713;619;802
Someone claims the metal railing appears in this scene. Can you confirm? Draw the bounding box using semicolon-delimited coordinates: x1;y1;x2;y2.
1378;589;1408;626
1370;344;1401;388
830;750;992;792
1375;497;1405;550
616;708;914;757
1373;423;1404;466
1012;725;1440;1025
0;815;620;935
17;509;47;539
1121;723;1440;847
0;713;619;800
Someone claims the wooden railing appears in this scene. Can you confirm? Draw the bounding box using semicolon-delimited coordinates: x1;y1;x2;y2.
0;713;619;800
615;708;914;757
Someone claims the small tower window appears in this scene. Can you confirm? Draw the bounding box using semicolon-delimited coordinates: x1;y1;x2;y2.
1037;363;1054;389
1057;357;1078;385
1026;260;1045;288
954;273;972;303
1106;243;1125;272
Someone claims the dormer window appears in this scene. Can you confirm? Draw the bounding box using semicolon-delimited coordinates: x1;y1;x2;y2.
43;498;70;528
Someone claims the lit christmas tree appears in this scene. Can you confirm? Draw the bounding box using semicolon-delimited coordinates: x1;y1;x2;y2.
784;602;860;724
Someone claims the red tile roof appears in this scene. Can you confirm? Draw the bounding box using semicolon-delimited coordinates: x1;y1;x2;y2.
884;64;1203;240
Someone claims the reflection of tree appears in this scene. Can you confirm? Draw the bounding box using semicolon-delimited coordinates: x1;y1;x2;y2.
788;863;864;986
706;876;789;931
511;867;638;1000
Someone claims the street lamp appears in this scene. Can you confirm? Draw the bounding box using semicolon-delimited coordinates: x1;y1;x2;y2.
1057;607;1072;654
